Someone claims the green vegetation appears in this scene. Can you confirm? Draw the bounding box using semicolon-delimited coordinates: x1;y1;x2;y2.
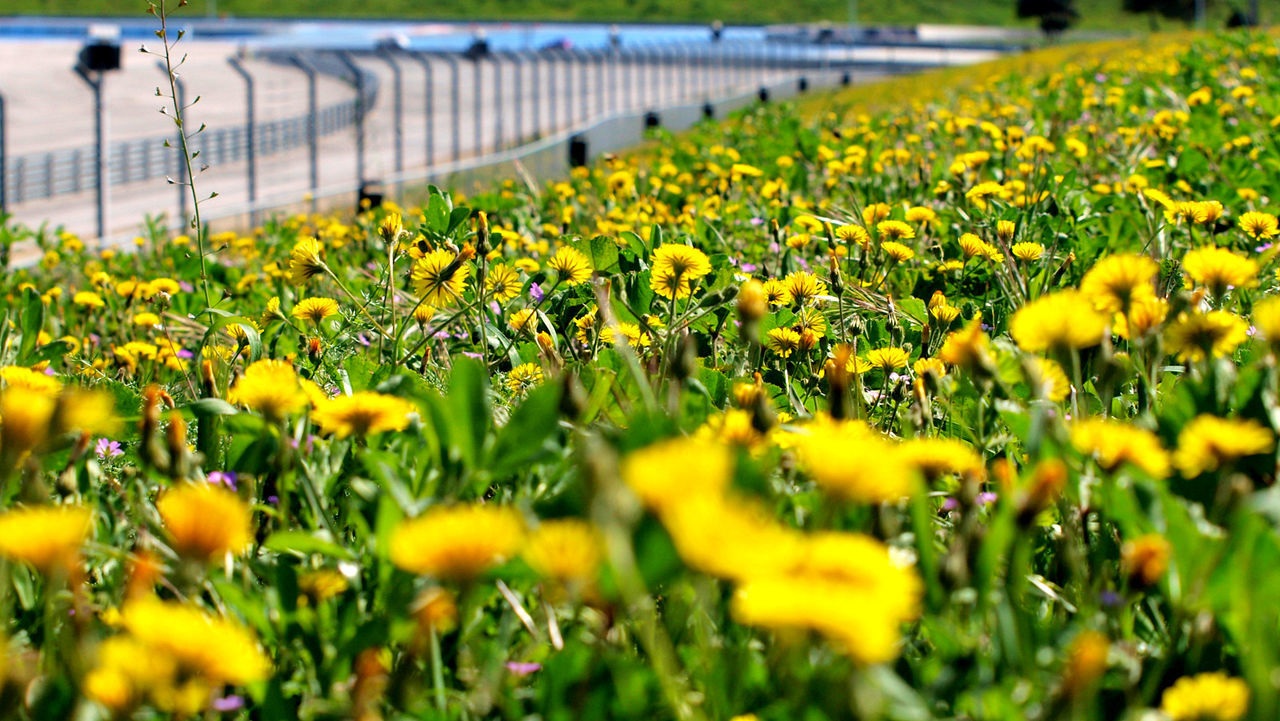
0;0;1264;31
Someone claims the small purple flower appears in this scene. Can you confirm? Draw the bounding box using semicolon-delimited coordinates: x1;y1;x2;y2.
506;662;542;677
530;283;545;303
177;348;195;359
740;262;758;273
208;471;238;491
357;333;371;347
749;217;765;226
1256;243;1273;253
1099;590;1123;608
489;301;502;314
266;495;280;505
433;330;453;340
212;696;245;712
179;281;195;293
43;367;57;376
768;242;781;253
463;351;484;359
95;438;124;460
941;497;959;512
976;491;998;506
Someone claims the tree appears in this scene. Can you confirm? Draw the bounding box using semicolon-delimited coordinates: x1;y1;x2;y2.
1122;0;1203;25
1016;0;1079;37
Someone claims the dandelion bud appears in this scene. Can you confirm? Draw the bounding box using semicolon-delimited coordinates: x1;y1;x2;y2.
474;211;490;254
412;586;458;634
558;371;588;421
737;280;768;323
1017;458;1066;526
1061;631;1109;697
996;219;1016;242
308;337;323;364
1121;533;1170;588
379;212;404;245
165;411;189;480
674;333;698;381
828;255;845;297
200;359;217;398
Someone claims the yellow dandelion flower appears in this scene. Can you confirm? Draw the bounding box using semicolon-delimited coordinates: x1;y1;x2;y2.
1160;673;1250;721
791;419;916;503
289;236;327;285
622;437;732;513
484;263;522;303
291;297;340;324
1011;242;1045;261
157;484;252;562
1164;311;1248;362
229;359;308;419
389;504;525;579
1010;290;1108;353
547;246;592;286
411;249;472;307
1081;254;1159;314
1174;415;1273;477
1071;418;1170;477
506;363;544;393
523;519;603;588
312;392;416;437
1182;246;1258;297
876;220;915;241
0;505;92;573
881;241;916;262
765;327;802;358
1238;211;1279;240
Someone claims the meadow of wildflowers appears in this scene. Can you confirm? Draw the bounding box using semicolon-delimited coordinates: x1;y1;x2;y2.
1;27;1279;721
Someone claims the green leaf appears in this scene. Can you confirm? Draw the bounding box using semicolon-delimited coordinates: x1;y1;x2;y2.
16;288;43;365
188;397;238;417
263;530;356;560
488;380;563;477
445;357;490;470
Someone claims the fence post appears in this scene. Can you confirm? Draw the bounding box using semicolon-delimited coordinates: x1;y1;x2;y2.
577;49;590;124
472;54;484;155
73;65;108;240
506;53;525;144
377;49;404;187
289;55;319;212
0;90;6;216
334;51;367;189
561;48;574;128
227;55;257;226
403;52;435;168
594;48;606;117
490;54;504;152
430;52;461;163
523;51;540;139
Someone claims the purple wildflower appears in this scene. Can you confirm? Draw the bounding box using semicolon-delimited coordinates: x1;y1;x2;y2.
212;696;245;712
506;662;542;677
95;438;124;460
208;471;238;491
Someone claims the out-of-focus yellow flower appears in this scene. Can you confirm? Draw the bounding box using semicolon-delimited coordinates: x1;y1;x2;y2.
311;392;415;437
390;504;525;579
157;484;252;562
1011;290;1108;353
1071;418;1170;477
1173;414;1273;477
0;505;92;573
1160;672;1249;721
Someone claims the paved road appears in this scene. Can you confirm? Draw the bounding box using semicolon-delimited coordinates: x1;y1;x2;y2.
1;39;999;243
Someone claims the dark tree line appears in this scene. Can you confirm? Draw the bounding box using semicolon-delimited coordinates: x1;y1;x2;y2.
1015;0;1261;36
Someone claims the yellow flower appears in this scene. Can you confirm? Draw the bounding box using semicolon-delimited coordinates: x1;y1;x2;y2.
876;220;915;241
1237;210;1278;240
765;327;802;358
0;505;92;573
547;246;591;286
1164;311;1248;362
762;278;791;305
1061;631;1109;696
1182;246;1258;297
866;347;910;371
660;492;803;580
899;437;983;481
790;419;916;503
1011;242;1045;261
1070;418;1170;477
484;263;522;303
1081;254;1159;314
389;504;525;579
411;249;472;306
1173;415;1273;477
230;359;308;419
1160;672;1250;721
291;297;341;324
1121;533;1171;587
312;391;416;437
622;437;732;513
1114;296;1169;340
1027;357;1071;402
157;484;252;562
509;308;537;334
1252;295;1280;348
1;365;61;393
881;241;916;262
289;236;327;284
0;386;57;455
1011;290;1108;353
732;531;921;665
835;224;871;247
523;519;603;588
74;290;106;308
95;597;270;714
939;316;995;371
506;362;544;393
651;244;712;284
781;271;828;306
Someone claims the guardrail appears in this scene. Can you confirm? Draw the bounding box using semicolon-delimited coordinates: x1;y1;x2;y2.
1;37;1008;244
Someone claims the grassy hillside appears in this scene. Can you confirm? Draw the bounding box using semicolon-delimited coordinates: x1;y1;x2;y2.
0;0;1261;31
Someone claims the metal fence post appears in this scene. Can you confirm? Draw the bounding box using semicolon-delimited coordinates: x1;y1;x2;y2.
594;49;606;117
289;55;319;212
432;52;461;162
227;56;257;226
472;55;484;155
545;50;558;134
506;53;524;144
403;52;435;168
378;49;404;186
577;49;590;123
73;65;107;239
489;54;503;152
334;51;367;188
523;51;540;139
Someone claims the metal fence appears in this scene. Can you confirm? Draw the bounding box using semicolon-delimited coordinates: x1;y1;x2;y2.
0;37;1009;240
